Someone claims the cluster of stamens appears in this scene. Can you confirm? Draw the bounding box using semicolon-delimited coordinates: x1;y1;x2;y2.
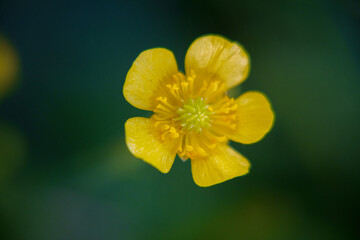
152;70;239;159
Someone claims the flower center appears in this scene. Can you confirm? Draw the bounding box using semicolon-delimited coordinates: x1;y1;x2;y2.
177;97;212;132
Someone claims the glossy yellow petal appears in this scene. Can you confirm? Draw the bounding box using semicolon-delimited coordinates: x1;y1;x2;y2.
191;145;250;187
185;35;250;89
125;117;177;173
228;91;274;144
123;48;178;111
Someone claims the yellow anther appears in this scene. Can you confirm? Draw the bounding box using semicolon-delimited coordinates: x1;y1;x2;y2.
217;136;227;142
194;145;207;157
185;145;193;151
161;132;168;141
162;124;170;130
208;81;219;92
171;132;179;138
166;84;178;90
208;106;213;112
181;81;188;87
169;127;177;134
156;104;166;110
230;104;238;111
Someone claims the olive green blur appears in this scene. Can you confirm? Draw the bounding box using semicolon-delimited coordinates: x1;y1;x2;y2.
0;0;359;239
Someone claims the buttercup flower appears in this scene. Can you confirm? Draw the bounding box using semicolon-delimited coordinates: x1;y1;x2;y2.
123;35;274;187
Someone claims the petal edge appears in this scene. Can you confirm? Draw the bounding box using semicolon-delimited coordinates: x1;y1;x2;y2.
191;145;250;187
125;117;177;173
123;48;178;111
228;91;275;144
185;35;250;89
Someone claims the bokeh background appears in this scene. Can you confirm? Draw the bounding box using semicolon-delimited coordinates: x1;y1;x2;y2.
0;0;359;239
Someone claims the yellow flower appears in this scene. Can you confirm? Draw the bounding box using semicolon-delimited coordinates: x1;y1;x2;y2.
123;35;274;187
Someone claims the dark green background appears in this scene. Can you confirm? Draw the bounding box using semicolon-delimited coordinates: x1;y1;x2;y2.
0;0;359;239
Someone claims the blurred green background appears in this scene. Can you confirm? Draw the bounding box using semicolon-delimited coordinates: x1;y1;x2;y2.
0;0;359;239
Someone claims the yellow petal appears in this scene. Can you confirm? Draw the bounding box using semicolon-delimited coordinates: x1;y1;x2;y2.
191;145;250;187
228;91;274;144
125;117;178;173
185;35;250;89
123;48;178;111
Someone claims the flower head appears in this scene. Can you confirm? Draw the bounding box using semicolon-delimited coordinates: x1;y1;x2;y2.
123;35;274;187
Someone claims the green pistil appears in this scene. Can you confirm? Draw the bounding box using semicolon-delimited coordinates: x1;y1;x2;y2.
177;97;212;132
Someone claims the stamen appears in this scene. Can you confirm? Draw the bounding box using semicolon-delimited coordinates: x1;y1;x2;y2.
155;104;172;113
162;124;170;130
166;84;181;101
152;70;240;159
185;145;193;151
